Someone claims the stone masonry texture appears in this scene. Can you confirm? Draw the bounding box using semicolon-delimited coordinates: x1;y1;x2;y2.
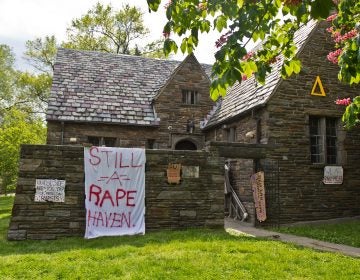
205;21;360;225
8;145;224;240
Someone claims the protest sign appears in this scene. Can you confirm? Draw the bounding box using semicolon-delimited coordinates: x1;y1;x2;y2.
84;147;146;239
34;179;65;202
251;171;267;222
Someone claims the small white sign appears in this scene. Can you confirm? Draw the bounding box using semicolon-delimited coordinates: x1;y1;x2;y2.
323;166;343;185
34;179;66;202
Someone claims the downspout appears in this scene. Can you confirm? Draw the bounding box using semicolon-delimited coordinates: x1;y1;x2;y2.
60;121;64;145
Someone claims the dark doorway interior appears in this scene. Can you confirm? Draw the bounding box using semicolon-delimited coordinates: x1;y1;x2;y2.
175;140;197;150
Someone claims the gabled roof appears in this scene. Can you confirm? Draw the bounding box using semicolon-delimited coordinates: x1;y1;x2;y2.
46;48;212;126
203;19;319;129
153;53;212;100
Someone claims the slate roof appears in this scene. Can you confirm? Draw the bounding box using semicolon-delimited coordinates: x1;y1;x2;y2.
203;19;319;129
46;49;212;126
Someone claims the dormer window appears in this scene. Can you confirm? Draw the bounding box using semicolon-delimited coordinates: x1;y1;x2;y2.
182;90;198;105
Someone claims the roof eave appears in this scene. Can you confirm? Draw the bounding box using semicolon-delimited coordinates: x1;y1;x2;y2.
202;103;266;131
46;118;160;128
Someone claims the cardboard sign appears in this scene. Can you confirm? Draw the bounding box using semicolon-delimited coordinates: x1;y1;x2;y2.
250;171;266;222
84;147;146;239
167;163;181;184
323;166;343;184
34;179;65;202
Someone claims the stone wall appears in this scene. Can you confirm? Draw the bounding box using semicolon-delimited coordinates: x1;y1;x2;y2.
47;121;158;147
154;55;214;149
8;145;224;240
263;20;360;224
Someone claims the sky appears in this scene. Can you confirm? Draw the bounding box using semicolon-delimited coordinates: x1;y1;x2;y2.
0;0;220;71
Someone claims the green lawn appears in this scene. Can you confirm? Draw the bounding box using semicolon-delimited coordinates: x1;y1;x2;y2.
274;221;360;248
0;197;359;279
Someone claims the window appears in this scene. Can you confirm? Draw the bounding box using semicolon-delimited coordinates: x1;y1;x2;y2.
147;139;155;149
182;90;198;105
88;136;100;146
309;116;338;164
87;136;117;147
227;127;236;142
104;137;116;147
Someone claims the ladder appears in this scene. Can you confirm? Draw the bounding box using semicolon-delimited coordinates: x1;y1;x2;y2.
224;163;248;221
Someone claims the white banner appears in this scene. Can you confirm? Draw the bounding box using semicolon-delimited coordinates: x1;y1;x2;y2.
84;147;146;239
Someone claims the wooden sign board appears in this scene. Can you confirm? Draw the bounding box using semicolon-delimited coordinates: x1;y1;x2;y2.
250;171;266;222
167;163;181;184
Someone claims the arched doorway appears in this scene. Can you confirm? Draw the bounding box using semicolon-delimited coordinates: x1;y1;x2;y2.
174;139;197;150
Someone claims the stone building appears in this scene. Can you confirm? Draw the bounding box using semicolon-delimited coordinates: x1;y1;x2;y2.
44;19;360;225
46;50;214;150
202;20;360;224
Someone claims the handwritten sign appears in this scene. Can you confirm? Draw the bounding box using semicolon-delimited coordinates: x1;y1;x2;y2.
323;166;343;184
167;163;181;184
84;147;146;239
250;171;266;222
182;166;199;178
34;179;65;202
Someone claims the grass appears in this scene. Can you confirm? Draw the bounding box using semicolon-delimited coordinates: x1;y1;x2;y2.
0;197;359;279
274;221;360;248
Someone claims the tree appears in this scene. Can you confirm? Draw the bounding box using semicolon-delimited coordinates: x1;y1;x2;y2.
325;1;360;128
147;0;359;127
24;35;57;73
63;2;165;57
0;45;17;113
0;44;50;116
0;45;47;193
0;108;46;194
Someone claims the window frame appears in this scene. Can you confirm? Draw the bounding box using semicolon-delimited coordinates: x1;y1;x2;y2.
87;136;117;147
182;89;199;105
309;116;338;165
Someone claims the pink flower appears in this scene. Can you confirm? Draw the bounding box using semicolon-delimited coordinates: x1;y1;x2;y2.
242;74;247;81
334;29;358;43
326;26;334;33
326;13;338;22
335;98;352;106
242;51;254;61
215;31;232;48
164;0;172;9
327;48;342;64
198;2;207;10
163;32;170;39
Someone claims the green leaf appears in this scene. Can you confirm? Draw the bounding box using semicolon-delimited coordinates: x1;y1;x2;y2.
147;0;161;12
351;41;357;51
290;59;301;74
164;39;178;56
215;15;227;32
310;0;334;19
166;5;173;20
180;38;187;53
210;82;226;101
